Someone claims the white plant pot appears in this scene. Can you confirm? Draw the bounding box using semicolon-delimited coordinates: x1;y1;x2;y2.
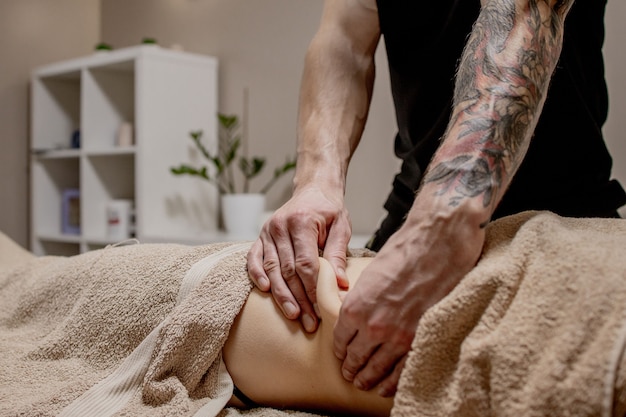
221;193;266;238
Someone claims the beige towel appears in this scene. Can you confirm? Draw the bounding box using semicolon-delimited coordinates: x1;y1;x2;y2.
0;239;316;417
393;211;626;417
3;210;626;417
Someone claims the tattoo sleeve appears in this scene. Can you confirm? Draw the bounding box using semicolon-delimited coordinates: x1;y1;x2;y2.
423;0;574;214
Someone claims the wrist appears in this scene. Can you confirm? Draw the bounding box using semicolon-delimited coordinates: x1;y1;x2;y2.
397;189;490;254
292;160;346;199
408;182;493;230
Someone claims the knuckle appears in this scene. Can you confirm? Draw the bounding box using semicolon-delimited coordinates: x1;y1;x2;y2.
340;297;359;316
379;380;398;397
247;268;264;284
262;257;281;274
287;212;316;232
267;215;288;236
294;256;317;280
294;253;316;269
280;261;296;280
345;349;369;370
366;319;389;340
399;332;415;348
392;327;417;349
369;355;394;376
339;304;362;327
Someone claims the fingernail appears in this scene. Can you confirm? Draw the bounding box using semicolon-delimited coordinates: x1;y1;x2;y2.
342;369;355;382
377;386;390;397
337;268;349;289
354;379;366;390
302;314;316;332
256;276;269;289
282;302;298;318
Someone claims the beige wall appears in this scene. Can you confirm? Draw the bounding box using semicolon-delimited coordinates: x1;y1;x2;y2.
604;0;626;217
0;0;100;247
100;0;398;235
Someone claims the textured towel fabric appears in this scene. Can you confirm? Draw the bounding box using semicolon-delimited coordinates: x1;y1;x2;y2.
57;243;252;417
393;211;626;417
2;210;626;417
0;239;316;417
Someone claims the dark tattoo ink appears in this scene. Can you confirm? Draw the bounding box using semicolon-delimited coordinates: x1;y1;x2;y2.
425;0;573;213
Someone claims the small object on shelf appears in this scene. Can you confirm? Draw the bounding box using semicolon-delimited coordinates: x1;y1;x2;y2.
94;42;113;52
106;200;134;241
71;129;80;149
61;189;80;235
116;122;134;147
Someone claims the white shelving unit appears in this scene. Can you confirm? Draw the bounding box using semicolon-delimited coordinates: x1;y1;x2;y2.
31;46;220;255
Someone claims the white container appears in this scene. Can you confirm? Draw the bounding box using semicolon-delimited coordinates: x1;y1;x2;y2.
106;199;134;241
221;193;265;239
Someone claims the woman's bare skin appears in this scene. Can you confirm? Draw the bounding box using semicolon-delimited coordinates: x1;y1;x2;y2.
223;257;392;416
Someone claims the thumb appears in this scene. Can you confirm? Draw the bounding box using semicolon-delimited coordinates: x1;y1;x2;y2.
323;218;351;289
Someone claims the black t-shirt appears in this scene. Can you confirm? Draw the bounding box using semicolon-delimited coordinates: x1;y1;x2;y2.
374;0;625;242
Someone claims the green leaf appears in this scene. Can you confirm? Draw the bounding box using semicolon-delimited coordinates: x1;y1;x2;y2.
225;138;241;164
170;164;210;180
274;157;297;176
239;157;266;179
251;157;266;176
217;113;238;130
172;113;296;194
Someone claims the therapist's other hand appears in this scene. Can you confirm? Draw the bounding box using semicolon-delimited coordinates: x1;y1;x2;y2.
333;211;485;396
247;186;352;333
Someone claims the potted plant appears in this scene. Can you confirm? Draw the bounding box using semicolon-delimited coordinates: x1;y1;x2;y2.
170;113;296;236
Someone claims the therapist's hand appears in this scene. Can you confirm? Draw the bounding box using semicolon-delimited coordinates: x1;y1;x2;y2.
333;209;485;397
247;186;352;333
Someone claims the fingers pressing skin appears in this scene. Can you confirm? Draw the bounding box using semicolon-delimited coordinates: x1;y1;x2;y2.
332;203;487;397
248;224;310;323
265;215;320;332
332;304;406;397
246;186;352;334
376;355;407;397
349;340;410;392
247;240;270;291
334;299;414;390
289;214;326;306
322;212;351;290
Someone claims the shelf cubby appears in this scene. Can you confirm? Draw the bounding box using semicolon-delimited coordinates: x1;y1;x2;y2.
83;63;135;152
31;46;219;255
31;156;80;239
82;154;135;241
32;71;81;152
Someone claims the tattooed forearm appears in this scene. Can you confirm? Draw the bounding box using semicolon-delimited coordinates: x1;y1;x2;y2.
424;0;573;212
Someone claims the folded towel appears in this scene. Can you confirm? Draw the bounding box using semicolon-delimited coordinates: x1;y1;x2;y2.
393;211;626;417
